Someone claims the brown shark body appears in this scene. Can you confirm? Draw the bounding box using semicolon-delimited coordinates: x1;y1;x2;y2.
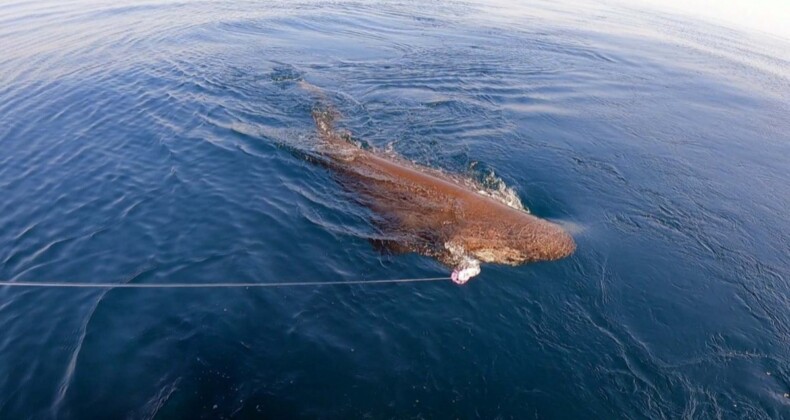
299;81;575;283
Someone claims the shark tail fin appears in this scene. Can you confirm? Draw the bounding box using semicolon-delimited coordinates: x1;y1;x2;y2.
298;81;355;151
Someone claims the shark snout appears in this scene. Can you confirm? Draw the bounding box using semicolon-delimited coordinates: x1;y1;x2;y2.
543;228;576;260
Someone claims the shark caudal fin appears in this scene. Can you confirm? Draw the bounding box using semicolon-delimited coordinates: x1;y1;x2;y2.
298;81;337;133
298;80;328;100
297;81;359;155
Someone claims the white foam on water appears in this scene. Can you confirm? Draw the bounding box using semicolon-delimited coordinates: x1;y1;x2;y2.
395;157;530;213
462;168;529;213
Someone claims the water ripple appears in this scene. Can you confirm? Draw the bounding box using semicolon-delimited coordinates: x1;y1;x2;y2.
1;0;788;418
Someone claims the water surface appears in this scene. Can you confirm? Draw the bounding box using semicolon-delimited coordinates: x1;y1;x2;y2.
1;0;788;418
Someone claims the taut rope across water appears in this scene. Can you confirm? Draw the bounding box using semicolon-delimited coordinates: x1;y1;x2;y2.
0;277;450;289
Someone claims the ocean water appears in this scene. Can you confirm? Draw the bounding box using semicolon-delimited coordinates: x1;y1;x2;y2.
1;0;789;418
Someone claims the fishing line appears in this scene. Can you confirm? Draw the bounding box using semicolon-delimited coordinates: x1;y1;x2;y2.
0;277;450;289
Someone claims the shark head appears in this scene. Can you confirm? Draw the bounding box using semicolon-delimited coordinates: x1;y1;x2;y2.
444;209;575;284
460;216;576;266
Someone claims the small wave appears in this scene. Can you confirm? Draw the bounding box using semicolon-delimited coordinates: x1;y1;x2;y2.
380;154;529;213
269;64;304;83
465;162;529;213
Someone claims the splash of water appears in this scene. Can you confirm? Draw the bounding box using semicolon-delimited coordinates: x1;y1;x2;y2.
463;162;529;213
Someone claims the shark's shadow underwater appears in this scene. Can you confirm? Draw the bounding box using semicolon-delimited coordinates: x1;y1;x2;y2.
295;80;575;283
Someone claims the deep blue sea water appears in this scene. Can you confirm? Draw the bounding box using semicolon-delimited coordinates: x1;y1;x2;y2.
1;0;789;418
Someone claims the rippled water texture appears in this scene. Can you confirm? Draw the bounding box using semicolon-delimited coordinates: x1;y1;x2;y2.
1;0;789;418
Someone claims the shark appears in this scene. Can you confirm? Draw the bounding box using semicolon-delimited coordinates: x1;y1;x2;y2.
297;81;575;283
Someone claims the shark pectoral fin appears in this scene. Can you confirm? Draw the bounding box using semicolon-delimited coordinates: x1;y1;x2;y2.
369;237;412;255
